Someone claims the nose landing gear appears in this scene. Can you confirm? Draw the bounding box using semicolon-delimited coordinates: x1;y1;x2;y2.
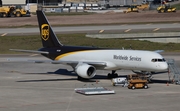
107;70;118;79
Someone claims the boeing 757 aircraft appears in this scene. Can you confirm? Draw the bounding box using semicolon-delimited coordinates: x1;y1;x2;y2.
10;10;168;79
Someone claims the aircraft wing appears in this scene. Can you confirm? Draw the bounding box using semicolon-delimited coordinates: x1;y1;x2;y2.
51;60;107;66
7;58;107;67
34;60;107;67
9;49;106;66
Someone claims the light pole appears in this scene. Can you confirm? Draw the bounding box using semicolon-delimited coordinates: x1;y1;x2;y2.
37;0;39;10
27;0;30;11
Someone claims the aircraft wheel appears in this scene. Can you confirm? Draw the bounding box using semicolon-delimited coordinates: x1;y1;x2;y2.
107;73;111;79
114;73;118;78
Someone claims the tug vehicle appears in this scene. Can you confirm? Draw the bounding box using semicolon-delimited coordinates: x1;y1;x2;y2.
127;74;148;90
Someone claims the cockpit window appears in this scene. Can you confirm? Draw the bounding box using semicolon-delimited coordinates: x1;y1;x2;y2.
151;58;166;62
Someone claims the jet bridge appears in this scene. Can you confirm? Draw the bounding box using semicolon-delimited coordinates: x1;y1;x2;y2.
167;59;180;85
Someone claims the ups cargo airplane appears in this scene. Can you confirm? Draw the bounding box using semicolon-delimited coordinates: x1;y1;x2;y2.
10;10;168;79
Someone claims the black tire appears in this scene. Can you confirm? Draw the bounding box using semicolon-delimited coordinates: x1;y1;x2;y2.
2;13;7;17
132;86;135;90
16;12;21;17
175;81;179;85
113;73;118;78
160;9;164;13
144;85;148;89
107;73;111;79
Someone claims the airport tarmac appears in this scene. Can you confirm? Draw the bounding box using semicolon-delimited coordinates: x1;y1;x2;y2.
0;54;180;111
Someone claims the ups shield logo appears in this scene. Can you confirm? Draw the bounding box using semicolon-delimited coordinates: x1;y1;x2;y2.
41;24;49;41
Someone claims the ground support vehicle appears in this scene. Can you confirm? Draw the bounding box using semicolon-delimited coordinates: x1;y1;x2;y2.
112;77;128;87
123;5;139;13
157;3;176;13
137;3;149;10
127;74;148;90
0;6;30;17
0;6;14;17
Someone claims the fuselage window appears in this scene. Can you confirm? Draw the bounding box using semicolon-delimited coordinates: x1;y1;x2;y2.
158;59;163;62
151;59;155;62
151;59;157;62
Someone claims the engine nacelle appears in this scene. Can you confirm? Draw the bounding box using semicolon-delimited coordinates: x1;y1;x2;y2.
75;63;96;79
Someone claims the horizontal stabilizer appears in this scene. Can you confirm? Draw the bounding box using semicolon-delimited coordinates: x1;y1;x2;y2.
10;49;49;54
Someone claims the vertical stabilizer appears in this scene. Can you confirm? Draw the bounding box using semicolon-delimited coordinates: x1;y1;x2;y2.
36;10;63;48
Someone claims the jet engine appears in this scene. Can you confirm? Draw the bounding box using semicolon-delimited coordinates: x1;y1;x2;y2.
75;63;96;79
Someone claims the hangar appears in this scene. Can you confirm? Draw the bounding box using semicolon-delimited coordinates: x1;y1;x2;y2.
1;0;26;5
0;0;61;5
0;0;62;11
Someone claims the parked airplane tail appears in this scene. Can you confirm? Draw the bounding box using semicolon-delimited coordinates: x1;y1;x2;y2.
36;10;63;48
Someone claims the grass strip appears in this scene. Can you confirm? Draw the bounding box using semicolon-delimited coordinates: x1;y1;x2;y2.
0;33;180;54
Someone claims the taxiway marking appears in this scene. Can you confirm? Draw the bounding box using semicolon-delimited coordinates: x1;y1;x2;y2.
153;28;160;31
30;54;40;57
1;33;7;36
99;30;104;33
124;29;131;32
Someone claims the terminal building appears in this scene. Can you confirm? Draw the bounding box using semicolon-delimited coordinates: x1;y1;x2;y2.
0;0;62;5
0;0;158;5
0;0;160;12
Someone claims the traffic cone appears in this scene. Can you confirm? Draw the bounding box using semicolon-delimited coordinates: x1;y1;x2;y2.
96;80;99;84
166;82;169;86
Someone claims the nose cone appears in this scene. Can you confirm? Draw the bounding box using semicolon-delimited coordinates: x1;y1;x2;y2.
161;62;168;71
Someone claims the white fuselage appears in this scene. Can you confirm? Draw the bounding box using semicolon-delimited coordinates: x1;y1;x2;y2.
56;50;168;72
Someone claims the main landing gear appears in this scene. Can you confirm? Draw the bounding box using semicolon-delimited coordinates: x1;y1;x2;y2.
107;70;118;79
